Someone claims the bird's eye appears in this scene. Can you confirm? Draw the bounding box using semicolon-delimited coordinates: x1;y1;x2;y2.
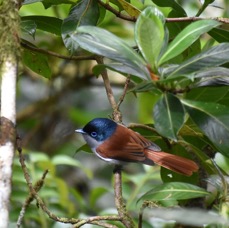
91;132;97;137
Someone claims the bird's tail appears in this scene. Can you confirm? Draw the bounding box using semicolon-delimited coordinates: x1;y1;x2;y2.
145;150;198;176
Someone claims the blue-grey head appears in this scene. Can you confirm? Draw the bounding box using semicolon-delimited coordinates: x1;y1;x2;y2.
75;118;117;150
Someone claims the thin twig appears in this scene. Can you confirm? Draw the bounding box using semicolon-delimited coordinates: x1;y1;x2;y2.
21;41;96;61
113;167;135;228
16;169;48;227
117;76;130;109
17;137;120;226
98;0;229;24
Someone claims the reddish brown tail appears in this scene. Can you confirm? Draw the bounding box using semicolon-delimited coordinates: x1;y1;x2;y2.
145;150;198;176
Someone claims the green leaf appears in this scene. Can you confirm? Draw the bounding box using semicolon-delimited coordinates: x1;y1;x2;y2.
159;20;221;65
167;43;229;77
89;187;108;208
117;0;141;17
42;0;77;8
20;20;37;38
93;62;147;79
151;0;186;16
21;16;62;36
52;155;93;178
73;26;150;79
144;208;228;226
153;93;185;140
138;182;209;202
193;67;229;87
208;28;229;43
135;6;165;69
61;0;99;53
22;48;52;79
181;99;229;157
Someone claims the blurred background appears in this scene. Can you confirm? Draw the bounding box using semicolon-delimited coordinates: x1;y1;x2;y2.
11;0;229;227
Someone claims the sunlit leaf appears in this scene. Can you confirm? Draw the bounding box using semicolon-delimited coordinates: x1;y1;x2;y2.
117;0;141;17
73;26;150;79
159;20;221;65
153;93;185;140
135;6;165;70
182;99;229;157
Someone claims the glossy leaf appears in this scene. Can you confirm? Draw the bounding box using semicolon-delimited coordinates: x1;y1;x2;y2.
42;0;77;8
193;67;229;87
167;43;229;77
159;20;221;65
138;182;208;202
151;0;186;16
21;16;62;36
208;28;229;43
20;20;37;38
182;99;229;157
93;62;147;79
61;0;99;53
153;93;185;140
73;26;150;79
22;48;52;79
135;6;165;69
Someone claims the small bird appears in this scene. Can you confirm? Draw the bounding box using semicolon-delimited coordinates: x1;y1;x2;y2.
76;118;198;176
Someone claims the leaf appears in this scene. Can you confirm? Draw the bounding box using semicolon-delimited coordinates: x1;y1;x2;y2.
193;67;229;87
117;0;141;17
135;6;165;70
93;62;147;79
89;187;108;208
128;81;157;93
151;0;186;16
22;48;52;79
144;208;228;226
181;99;229;157
153;93;185;140
52;155;92;178
20;20;37;39
61;0;99;53
72;26;150;79
159;20;221;65
21;16;62;36
208;28;229;43
167;43;229;77
138;182;209;202
42;0;77;8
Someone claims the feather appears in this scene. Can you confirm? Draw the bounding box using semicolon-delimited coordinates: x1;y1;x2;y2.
96;124;198;176
145;150;199;176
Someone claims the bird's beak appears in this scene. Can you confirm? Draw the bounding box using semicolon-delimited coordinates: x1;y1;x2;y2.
75;129;86;134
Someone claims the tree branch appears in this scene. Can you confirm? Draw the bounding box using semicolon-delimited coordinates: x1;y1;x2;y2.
21;41;96;61
98;0;229;24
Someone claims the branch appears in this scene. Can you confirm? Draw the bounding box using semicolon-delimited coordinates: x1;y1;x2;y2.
21;41;96;61
95;56;122;122
113;167;135;228
17;138;121;226
98;0;229;24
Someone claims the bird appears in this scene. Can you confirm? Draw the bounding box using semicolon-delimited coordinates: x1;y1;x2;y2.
75;118;198;176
